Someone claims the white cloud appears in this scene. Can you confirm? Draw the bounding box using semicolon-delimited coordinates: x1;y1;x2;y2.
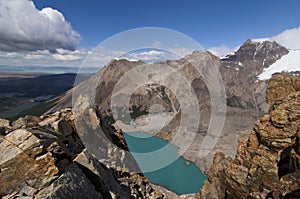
118;48;194;63
52;54;81;61
167;47;194;57
208;45;238;58
252;38;270;43
129;50;166;61
52;48;83;61
0;51;17;58
207;26;300;57
0;0;81;52
24;54;44;60
0;46;196;69
120;50;179;63
152;41;161;48
272;26;300;50
0;46;127;68
0;48;85;67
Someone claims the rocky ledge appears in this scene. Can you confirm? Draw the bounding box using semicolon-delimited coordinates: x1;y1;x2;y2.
200;73;300;199
0;108;164;198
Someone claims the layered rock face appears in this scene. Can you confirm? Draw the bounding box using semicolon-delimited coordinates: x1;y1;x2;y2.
0;108;164;198
0;110;84;197
201;74;300;199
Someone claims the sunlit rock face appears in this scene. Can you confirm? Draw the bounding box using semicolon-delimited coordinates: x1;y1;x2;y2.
0;107;164;199
200;74;300;199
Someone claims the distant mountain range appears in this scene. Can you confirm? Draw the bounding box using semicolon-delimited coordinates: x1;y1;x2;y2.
44;38;300;174
51;38;295;113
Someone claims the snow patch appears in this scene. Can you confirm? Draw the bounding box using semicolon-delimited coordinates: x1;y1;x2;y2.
271;26;300;50
252;38;270;43
258;50;300;80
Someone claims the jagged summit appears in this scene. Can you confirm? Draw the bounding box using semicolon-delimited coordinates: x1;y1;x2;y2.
222;39;288;66
108;58;145;66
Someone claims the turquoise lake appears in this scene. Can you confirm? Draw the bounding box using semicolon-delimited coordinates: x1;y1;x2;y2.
123;132;207;195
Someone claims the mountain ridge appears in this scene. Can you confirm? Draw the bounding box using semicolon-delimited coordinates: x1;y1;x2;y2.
45;39;293;174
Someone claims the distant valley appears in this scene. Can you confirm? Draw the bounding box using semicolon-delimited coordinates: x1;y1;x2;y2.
0;72;90;121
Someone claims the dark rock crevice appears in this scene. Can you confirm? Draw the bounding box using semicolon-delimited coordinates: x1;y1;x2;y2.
283;189;300;199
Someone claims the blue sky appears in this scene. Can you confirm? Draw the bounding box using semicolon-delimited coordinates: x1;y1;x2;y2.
0;0;299;68
33;0;300;49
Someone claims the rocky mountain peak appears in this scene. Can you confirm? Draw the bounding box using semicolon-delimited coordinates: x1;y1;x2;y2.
243;38;252;45
223;39;288;68
220;39;289;109
189;50;217;57
107;58;145;68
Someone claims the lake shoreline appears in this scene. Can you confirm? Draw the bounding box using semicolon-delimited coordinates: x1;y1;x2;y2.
123;132;207;195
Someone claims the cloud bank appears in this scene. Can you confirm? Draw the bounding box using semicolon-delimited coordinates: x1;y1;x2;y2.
0;0;81;52
123;50;172;62
209;26;300;57
272;26;300;50
208;45;237;58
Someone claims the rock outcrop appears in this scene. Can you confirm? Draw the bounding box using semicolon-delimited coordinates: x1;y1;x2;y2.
266;73;300;106
200;74;300;199
0;110;83;197
199;152;232;199
0;107;164;198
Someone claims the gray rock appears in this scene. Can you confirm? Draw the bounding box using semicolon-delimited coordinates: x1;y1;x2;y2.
35;163;103;199
0;119;10;128
74;150;131;199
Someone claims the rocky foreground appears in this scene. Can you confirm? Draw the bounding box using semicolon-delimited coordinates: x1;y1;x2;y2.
0;108;165;198
0;73;299;199
200;73;300;199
